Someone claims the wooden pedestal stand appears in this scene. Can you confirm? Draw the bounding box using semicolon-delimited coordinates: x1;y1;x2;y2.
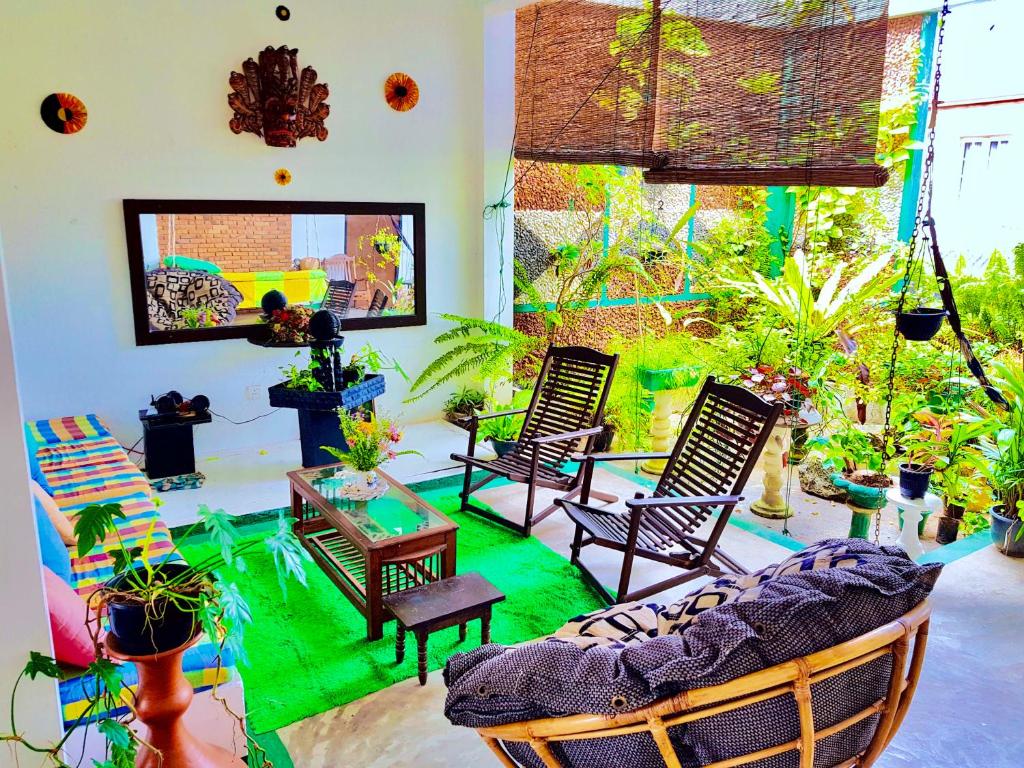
107;636;244;768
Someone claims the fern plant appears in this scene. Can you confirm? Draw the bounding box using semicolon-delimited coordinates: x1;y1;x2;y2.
406;314;544;401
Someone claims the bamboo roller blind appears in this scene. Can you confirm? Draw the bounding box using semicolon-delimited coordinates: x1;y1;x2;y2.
515;0;891;187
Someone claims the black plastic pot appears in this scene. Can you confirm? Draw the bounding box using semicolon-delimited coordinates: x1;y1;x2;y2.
489;438;518;457
935;503;965;545
592;425;616;453
896;307;948;342
105;563;199;655
990;504;1024;557
898;463;933;500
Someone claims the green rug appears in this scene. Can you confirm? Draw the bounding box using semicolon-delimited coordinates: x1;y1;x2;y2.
177;486;604;734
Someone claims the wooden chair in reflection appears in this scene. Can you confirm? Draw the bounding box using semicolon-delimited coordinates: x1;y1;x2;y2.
367;289;389;317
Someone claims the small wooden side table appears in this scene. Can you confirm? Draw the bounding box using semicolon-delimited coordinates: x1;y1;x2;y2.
383;572;505;686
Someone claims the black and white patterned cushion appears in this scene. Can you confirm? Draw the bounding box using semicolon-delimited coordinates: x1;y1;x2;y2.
146;268;243;330
444;539;942;768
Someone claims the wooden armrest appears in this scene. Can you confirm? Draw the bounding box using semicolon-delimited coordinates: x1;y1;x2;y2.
625;494;742;509
474;408;528;422
530;426;604;445
571;451;672;463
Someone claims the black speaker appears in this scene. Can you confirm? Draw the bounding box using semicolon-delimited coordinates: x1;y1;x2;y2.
152;390;183;414
189;394;210;414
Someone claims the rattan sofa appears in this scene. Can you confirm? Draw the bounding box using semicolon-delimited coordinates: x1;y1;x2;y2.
474;600;930;768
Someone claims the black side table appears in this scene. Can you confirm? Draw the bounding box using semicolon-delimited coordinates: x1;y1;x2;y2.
138;408;212;480
383;572;505;685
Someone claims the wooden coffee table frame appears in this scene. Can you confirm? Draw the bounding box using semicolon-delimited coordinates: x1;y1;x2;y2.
288;465;458;640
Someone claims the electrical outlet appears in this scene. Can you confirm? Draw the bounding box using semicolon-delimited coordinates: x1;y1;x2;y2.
245;385;261;401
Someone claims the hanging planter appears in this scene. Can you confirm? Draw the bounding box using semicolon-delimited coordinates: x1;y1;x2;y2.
895;308;948;341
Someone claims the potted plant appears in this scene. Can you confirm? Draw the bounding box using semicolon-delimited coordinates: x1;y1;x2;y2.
2;503;309;767
910;409;994;544
476;413;522;457
322;410;420;497
897;413;941;499
444;385;488;429
341;344;408;387
979;360;1024;556
811;424;890;538
366;227;401;259
270;342;403;468
593;402;623;453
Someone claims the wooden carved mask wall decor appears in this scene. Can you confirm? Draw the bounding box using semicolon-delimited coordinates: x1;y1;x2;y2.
228;46;329;147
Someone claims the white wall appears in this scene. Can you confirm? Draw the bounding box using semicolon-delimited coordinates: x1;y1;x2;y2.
0;0;485;453
0;226;61;765
930;0;1024;266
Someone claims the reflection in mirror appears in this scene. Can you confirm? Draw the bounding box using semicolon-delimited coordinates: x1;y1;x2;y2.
125;201;425;345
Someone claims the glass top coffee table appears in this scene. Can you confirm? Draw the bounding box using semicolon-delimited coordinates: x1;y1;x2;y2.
288;464;459;640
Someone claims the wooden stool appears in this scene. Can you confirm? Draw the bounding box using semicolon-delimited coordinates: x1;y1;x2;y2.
383;572;505;686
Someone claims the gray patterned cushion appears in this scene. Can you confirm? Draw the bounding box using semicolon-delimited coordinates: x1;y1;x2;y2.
548;539;892;647
444;539;941;768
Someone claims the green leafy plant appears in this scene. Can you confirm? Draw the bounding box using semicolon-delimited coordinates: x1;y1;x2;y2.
407;314;545;401
2;505;310;768
343;344;409;385
725;248;896;349
953;250;1024;347
281;349;325;392
444;385;488;419
323;410;420;471
808;422;885;476
978;359;1024;517
903;409;994;508
175;305;218;329
477;414;522;444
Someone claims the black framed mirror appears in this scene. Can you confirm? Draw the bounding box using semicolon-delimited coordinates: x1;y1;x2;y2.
124;199;426;345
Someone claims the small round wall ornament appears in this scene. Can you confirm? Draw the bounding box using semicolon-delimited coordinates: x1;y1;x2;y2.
274;168;292;186
40;92;88;134
275;5;290;21
384;72;419;112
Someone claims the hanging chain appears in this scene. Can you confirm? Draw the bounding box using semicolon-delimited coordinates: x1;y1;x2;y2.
875;2;949;544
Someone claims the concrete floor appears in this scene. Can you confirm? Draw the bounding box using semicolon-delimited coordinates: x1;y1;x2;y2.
159;420;1023;767
279;523;1024;768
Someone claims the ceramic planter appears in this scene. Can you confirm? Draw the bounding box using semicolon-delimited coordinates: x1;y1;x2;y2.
990;504;1024;557
898;463;933;500
105;563;200;655
831;472;890;509
896;308;948;342
639;366;701;392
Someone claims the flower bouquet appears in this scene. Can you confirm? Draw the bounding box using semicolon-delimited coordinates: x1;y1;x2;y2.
264;305;315;344
740;364;816;423
322;410;420;500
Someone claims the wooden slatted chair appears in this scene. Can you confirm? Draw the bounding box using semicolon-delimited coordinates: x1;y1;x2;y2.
320;279;355;320
366;288;389;317
474;600;932;768
558;376;783;603
451;346;619;537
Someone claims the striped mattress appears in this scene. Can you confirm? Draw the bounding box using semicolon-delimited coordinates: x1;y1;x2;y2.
26;415;238;728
